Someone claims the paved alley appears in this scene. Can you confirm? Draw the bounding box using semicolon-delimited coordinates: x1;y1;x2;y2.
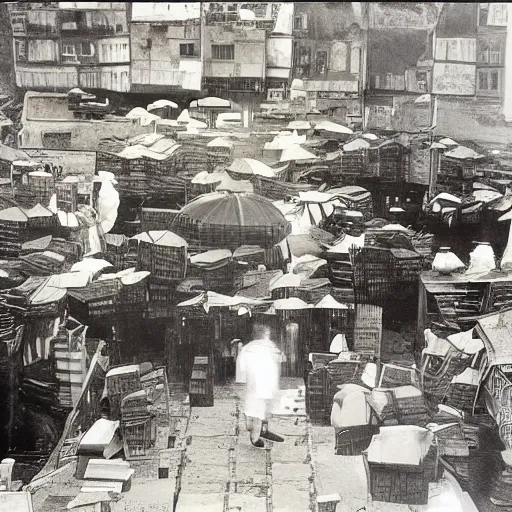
175;380;314;512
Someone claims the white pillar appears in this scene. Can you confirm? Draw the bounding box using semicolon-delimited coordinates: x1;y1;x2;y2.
503;4;512;121
0;458;15;491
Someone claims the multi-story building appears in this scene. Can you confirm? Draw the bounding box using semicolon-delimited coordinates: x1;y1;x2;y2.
365;2;440;132
201;3;269;98
130;2;202;97
432;3;512;144
9;2;131;93
291;2;365;124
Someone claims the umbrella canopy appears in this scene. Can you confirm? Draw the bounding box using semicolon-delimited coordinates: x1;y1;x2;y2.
287;120;312;130
280;146;318;162
131;230;188;247
195;97;231;108
444;146;485;160
125;107;160;126
315;294;348;309
315;120;353;135
216;173;254;193
343;138;370;152
362;133;379;140
147;99;178;111
171;192;291;249
177;109;207;128
228;158;277;177
439;137;458;146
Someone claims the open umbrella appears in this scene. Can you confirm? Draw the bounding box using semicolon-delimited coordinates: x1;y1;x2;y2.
228;158;280;178
131;230;187;247
191;97;231;109
125;107;161;127
171;191;291;249
314;120;353;135
280;146;318;163
147;99;178;111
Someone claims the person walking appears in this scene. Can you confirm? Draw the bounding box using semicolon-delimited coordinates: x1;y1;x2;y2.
237;324;284;448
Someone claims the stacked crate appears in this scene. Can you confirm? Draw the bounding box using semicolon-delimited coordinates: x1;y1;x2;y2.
0;208;28;258
55;182;78;213
189;356;214;407
121;389;156;460
106;365;142;420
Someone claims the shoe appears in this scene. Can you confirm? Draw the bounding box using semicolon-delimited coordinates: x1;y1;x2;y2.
251;439;265;448
261;430;284;443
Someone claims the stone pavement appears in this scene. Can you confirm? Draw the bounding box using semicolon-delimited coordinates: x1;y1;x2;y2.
175;380;314;512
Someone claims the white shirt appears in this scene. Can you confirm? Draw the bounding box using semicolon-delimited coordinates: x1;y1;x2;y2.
237;338;281;420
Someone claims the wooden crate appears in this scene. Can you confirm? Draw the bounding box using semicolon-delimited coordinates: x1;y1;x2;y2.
122;415;157;460
363;445;438;505
335;424;379;456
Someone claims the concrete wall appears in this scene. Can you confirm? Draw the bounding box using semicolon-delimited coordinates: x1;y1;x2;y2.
434;96;512;144
131;23;201;89
203;25;265;78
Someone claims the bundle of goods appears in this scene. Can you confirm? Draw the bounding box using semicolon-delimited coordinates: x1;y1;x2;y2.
297;278;333;304
146;281;176;318
232;245;266;267
189;356;214;407
444;368;479;413
340;149;366;180
234;269;283;300
67;279;122;322
306;365;329;424
188;249;235;293
55;181;78;213
134;231;188;283
419;331;469;405
47;237;83;264
269;272;302;300
364;228;415;251
350;246;424;308
366;386;431;427
436;156;475;195
20;235;52;256
324;353;376;413
104;233;129;269
431;422;471;485
0;207;28;258
409;230;435;263
206;138;233;170
251;175;315;201
19;250;67;276
140;207;179;233
27;171;55;206
118;271;150;315
172;145;210;179
106;364;142;420
121;390;157;460
486;280;512;312
327;186;373;221
363;426;439;505
24;204;57;230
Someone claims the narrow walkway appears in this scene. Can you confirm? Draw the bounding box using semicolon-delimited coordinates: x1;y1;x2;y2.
175;380;312;512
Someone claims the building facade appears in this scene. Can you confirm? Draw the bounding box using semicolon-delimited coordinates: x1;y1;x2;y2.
130;2;202;95
365;2;440;132
9;2;131;93
291;2;365;124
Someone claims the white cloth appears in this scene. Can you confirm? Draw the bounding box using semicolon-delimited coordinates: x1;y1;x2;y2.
238;338;281;420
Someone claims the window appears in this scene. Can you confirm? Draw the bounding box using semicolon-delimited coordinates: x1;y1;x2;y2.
62;43;77;62
15;39;26;61
490;49;501;64
479;3;489;26
491;70;499;90
180;43;195;57
43;132;72;149
212;44;234;60
478;68;502;93
80;42;94;56
294;14;307;30
11;14;26;35
316;51;327;74
479;71;488;90
479;45;490;63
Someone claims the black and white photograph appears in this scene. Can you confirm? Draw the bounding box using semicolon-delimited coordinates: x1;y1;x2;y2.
0;2;511;511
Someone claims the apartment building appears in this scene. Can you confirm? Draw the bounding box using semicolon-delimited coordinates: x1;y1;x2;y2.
9;2;131;93
291;2;365;124
130;2;202;95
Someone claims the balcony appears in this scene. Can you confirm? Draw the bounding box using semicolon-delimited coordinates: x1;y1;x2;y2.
26;24;59;38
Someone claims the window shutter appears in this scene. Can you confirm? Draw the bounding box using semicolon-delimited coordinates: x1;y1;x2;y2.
302;14;308;29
